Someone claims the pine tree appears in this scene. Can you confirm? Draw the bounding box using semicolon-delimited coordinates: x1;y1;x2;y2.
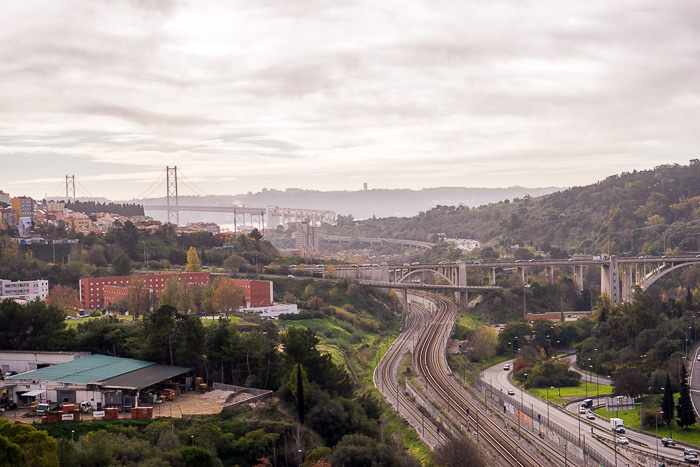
661;373;674;430
677;363;696;428
185;246;201;272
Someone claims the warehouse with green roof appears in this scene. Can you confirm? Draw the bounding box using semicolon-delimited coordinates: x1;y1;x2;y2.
7;354;192;411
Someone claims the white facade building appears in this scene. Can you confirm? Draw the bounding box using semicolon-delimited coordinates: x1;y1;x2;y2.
0;279;49;302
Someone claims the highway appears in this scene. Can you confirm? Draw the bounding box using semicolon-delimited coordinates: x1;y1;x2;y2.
484;358;689;465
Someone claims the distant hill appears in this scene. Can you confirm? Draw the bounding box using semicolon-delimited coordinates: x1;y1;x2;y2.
136;186;561;224
327;161;700;256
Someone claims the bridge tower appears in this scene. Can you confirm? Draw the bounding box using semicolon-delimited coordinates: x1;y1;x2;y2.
65;175;76;202
166;166;179;226
601;256;620;303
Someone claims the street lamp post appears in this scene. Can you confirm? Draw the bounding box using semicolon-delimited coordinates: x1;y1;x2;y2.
656;411;663;460
546;386;553;428
519;373;527;439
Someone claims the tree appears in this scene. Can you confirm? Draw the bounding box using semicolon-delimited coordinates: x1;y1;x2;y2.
296;363;305;424
143;305;179;366
469;326;498;362
222;254;248;272
128;278;151;319
0;418;59;466
433;435;485;467
213;278;245;316
46;284;80;317
677;363;696;428
185;246;201;272
611;367;649;398
661;373;674;429
249;228;263;241
112;252;132;276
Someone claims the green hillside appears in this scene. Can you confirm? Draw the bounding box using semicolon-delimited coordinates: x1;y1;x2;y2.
327;161;700;257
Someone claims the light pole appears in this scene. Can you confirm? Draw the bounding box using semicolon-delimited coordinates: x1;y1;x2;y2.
546;386;553;428
655;411;663;460
593;349;598;400
519;373;527;439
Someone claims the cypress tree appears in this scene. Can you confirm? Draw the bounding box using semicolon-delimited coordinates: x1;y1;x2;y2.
677;363;696;428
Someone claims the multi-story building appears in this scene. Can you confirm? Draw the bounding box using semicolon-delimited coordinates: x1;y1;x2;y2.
231;279;273;308
65;211;92;232
0;190;11;205
0;207;17;230
0;279;49;302
79;272;210;309
294;221;319;251
11;196;35;222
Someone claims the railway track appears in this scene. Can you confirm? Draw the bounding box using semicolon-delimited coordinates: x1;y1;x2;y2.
374;298;446;447
412;294;547;467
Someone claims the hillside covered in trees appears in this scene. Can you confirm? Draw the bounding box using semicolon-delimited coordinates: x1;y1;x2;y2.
327;161;700;257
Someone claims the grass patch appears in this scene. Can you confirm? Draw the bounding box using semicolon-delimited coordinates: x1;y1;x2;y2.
456;312;481;332
529;381;613;405
473;353;511;373
398;352;413;387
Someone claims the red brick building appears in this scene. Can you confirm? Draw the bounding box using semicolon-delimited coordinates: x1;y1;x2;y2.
231;279;273;308
80;272;210;309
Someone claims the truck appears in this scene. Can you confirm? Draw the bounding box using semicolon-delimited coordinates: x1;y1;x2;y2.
610;418;625;433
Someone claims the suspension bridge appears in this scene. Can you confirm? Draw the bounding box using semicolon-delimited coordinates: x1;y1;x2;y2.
53;167;336;231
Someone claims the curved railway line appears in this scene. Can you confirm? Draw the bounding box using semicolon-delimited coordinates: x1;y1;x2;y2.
412;294;548;467
374;298;445;446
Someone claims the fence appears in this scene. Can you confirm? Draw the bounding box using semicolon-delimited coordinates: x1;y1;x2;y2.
211;382;273;407
472;375;678;467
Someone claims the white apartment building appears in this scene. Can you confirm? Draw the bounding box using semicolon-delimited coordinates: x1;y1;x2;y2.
0;279;49;302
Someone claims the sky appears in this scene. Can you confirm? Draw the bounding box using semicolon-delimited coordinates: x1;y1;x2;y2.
1;0;699;202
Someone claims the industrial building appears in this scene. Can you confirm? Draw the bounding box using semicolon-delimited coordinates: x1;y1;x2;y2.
5;354;192;411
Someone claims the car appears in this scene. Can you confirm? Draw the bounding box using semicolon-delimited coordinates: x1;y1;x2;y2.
508;390;515;396
579;407;587;414
586;413;595;420
617;437;629;445
503;364;510;371
685;449;699;457
438;261;447;264
661;438;675;446
697;354;700;361
686;455;700;465
35;403;51;415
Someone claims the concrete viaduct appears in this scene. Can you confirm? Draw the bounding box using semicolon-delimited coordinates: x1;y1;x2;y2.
333;255;700;305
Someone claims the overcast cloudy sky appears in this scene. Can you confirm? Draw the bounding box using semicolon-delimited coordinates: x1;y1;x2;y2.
1;0;699;201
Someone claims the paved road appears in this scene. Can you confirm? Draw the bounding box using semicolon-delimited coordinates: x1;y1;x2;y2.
689;343;700;422
565;354;613;387
484;359;687;465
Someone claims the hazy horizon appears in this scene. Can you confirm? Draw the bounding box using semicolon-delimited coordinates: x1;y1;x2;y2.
2;1;699;200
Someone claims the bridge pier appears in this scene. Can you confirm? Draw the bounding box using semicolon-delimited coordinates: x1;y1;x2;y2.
403;289;409;313
518;267;526;284
621;264;634;302
456;291;468;310
601;256;620;303
489;268;497;286
573;265;584;292
546;266;555;285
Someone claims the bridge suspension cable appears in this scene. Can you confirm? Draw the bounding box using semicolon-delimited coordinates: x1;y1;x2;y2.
76;179;96;199
177;169;210;198
136;168;166;200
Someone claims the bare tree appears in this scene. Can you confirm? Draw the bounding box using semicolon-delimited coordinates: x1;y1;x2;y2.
433;436;485;467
